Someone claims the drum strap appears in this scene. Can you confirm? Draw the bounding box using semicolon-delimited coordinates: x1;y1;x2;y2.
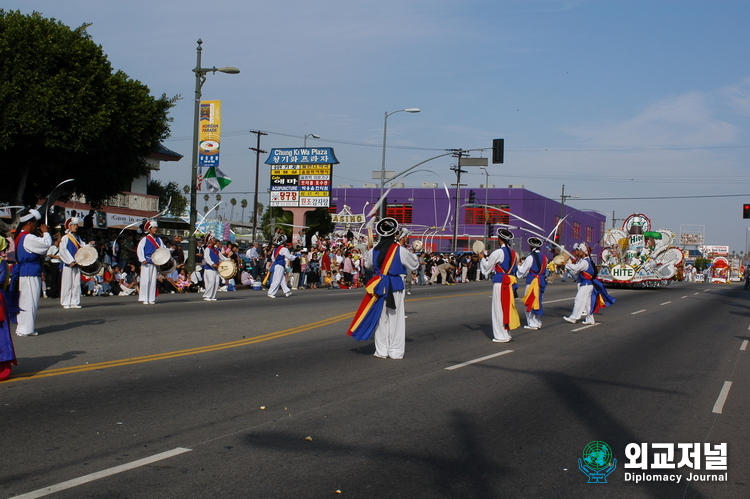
147;235;161;249
66;234;81;250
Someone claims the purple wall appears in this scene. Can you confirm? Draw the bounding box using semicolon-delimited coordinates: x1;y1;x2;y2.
330;186;606;254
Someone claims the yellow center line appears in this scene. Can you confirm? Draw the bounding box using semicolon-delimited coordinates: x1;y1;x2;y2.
5;290;492;383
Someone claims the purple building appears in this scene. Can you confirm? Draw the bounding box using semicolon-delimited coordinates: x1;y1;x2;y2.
330;185;606;256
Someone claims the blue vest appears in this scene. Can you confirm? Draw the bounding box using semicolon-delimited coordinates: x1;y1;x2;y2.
525;251;548;290
202;246;220;270
372;245;406;293
492;247;517;284
15;233;44;277
576;258;596;286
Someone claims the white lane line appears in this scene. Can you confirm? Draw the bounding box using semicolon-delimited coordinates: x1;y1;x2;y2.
572;323;600;332
631;309;647;315
660;301;672;306
681;296;688;299
544;297;576;304
445;350;513;370
741;340;748;351
712;382;733;414
13;448;192;499
694;292;700;295
746;323;750;330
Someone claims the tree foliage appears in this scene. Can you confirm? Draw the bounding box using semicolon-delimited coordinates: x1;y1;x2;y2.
147;179;188;217
0;10;175;208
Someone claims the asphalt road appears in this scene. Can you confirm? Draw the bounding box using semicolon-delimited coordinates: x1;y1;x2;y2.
1;280;748;498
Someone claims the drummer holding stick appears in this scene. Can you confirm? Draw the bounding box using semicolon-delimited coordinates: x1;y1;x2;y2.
137;220;165;305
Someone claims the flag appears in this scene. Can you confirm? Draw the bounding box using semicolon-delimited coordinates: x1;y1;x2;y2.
203;167;232;193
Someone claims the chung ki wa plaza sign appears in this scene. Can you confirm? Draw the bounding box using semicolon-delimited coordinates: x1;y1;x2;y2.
266;148;339;208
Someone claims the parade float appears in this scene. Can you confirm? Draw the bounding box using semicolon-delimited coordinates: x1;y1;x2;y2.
598;213;684;288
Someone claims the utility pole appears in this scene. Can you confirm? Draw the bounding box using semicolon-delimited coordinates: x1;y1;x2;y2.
449;149;467;252
249;130;267;243
558;184;579;246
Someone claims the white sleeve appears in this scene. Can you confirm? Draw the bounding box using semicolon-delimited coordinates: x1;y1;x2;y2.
23;232;52;255
399;247;419;272
517;255;533;278
364;249;374;270
480;248;504;277
565;258;588;275
136;238;146;261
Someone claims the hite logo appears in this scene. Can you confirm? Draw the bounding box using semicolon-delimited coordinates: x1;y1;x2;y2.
579;441;617;483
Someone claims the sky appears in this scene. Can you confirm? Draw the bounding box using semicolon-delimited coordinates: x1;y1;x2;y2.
6;1;750;251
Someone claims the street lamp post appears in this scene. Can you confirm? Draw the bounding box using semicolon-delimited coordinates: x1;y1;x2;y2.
379;108;420;218
187;39;239;273
249;130;267;244
303;133;320;148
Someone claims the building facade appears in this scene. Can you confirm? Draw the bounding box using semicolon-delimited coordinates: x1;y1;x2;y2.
330;185;606;256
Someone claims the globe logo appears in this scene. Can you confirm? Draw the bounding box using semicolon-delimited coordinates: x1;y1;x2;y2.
579;441;617;483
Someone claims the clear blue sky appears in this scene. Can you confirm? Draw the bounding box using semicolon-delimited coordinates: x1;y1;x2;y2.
7;1;750;251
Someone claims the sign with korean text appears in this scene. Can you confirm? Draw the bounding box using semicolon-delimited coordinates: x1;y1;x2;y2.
266;148;339;208
199;100;221;168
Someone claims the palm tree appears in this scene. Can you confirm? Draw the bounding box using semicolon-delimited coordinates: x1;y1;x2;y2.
230;198;237;221
183;185;190;195
240;199;248;222
203;193;209;210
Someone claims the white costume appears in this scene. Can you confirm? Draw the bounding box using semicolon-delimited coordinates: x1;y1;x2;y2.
58;232;84;309
564;253;595;324
136;227;165;304
364;245;419;359
15;231;52;336
267;246;296;298
202;243;226;301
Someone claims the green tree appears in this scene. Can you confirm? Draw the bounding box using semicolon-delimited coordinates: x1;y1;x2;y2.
229;197;237;220
240;198;248;222
0;10;175;212
147;179;188;217
203;193;209;210
306;207;335;239
260;207;293;241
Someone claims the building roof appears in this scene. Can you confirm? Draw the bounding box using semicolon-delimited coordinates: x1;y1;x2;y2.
150;144;183;162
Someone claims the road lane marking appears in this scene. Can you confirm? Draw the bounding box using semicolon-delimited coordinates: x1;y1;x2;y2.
682;296;688;298
712;381;733;414
6;312;356;382
694;292;700;295
445;350;513;370
572;323;600;332
660;301;672;306
7;290;511;383
12;447;192;499
631;309;647;315
741;340;748;351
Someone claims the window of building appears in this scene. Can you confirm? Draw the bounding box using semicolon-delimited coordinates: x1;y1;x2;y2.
586;225;593;242
386;204;412;224
465;204;510;225
572;221;581;239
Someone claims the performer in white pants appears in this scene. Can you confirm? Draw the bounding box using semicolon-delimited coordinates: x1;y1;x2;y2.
564;243;595;324
201;234;224;301
58;217;83;309
516;237;548;330
11;209;51;336
267;241;296;298
137;220;165;305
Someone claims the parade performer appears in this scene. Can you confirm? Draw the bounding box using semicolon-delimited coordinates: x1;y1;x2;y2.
267;240;296;298
564;243;616;324
137;220;165;305
480;228;520;342
517;237;548;330
58;217;84;309
10;209;51;336
347;218;419;359
202;234;225;301
0;235;17;380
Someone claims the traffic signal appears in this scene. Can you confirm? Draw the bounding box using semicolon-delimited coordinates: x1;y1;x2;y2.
492;138;504;164
744;204;750;219
468;190;476;204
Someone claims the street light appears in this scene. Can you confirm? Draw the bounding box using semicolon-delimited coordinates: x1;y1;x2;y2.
188;39;239;273
303;133;320;148
379;108;420;218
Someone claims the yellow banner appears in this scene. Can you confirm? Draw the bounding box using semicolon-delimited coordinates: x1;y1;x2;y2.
199;100;221;168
